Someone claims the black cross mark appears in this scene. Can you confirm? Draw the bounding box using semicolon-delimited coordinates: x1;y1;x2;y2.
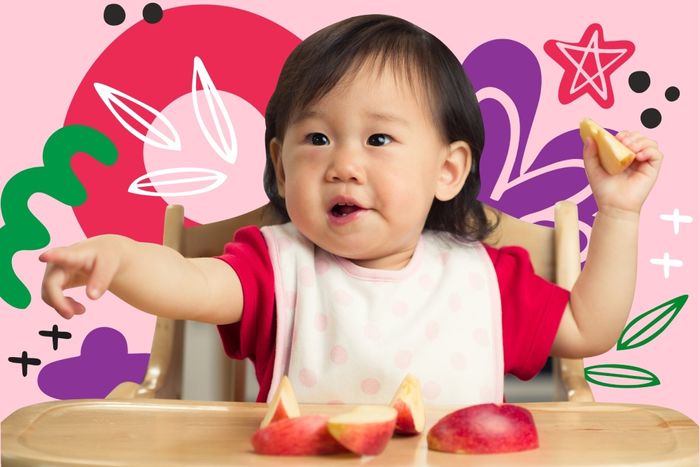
39;325;72;350
8;351;42;377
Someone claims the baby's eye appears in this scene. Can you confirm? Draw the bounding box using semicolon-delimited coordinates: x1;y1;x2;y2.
367;134;392;146
306;133;330;146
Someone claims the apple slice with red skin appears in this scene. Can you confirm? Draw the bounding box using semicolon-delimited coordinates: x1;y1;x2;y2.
427;403;539;454
327;406;398;456
580;118;635;175
389;374;425;435
251;414;348;456
260;375;300;428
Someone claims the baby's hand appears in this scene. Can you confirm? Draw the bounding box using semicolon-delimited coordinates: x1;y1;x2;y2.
39;236;122;319
582;131;663;216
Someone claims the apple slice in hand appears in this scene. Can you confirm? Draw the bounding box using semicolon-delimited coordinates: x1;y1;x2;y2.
252;414;347;456
260;375;300;428
427;403;538;454
389;374;425;435
327;405;398;456
579;118;635;175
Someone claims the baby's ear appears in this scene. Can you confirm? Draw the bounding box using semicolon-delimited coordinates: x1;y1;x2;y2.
435;141;472;201
269;138;286;197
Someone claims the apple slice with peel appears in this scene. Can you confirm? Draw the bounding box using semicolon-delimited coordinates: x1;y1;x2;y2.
327;405;398;456
389;374;425;435
252;414;348;456
579;118;635;175
260;376;300;428
427;403;538;454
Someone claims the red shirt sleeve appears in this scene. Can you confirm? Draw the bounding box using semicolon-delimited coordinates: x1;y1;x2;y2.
214;226;276;402
484;243;570;381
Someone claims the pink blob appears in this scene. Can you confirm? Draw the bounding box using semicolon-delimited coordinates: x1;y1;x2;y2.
419;273;435;289
474;328;490;347
298;368;317;387
425;321;440;340
330;345;348;364
364;323;382;341
450;352;467;370
361;378;381;395
469;271;486;290
316;313;328;331
299;266;315;287
332;289;353;306
315;256;331;274
394;350;413;370
391;300;409;316
448;292;462;312
423;381;442;400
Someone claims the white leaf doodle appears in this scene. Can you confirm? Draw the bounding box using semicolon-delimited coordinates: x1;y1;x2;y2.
192;56;238;164
129;167;227;197
94;82;182;151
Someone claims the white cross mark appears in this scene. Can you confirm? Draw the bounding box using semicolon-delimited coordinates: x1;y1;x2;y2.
659;208;693;235
650;252;683;279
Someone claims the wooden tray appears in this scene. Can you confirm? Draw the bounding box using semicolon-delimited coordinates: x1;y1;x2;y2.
2;399;698;466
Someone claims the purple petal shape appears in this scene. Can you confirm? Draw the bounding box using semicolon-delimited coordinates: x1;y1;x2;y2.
464;39;541;181
38;327;148;399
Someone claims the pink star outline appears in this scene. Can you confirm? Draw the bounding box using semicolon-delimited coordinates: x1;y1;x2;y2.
544;24;635;108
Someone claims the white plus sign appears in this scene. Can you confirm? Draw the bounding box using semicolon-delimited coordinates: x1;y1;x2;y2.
650;252;683;279
659;208;693;235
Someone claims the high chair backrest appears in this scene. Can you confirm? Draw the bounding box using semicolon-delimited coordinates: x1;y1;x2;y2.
107;201;594;402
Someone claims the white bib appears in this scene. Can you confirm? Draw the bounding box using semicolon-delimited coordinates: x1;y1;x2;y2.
262;223;503;406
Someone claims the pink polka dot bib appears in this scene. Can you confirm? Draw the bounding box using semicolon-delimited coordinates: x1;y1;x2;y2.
261;223;503;406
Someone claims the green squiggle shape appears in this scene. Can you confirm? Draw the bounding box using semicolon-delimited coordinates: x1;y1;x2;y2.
0;125;118;309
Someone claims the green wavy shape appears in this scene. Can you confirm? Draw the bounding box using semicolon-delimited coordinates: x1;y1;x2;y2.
0;125;118;309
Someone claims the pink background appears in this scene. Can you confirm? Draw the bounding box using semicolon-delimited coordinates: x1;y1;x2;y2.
1;0;698;428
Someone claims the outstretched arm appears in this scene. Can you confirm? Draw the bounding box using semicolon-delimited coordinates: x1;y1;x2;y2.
551;131;663;358
40;234;243;325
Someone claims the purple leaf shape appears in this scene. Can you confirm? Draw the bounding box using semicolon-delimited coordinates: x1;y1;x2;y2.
463;39;598;254
38;327;148;399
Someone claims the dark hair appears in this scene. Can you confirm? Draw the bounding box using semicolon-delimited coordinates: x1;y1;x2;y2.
263;14;497;241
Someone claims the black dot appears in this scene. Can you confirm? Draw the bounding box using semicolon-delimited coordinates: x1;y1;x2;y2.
143;3;163;24
665;86;680;102
629;71;650;93
641;108;662;129
104;4;125;26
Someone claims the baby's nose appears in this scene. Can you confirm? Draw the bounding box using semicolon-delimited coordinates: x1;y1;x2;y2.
325;149;365;183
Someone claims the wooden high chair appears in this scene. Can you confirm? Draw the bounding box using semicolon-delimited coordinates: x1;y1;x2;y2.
107;201;594;403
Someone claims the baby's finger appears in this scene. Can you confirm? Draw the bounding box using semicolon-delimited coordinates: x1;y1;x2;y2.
39;247;91;271
86;253;119;300
581;137;604;177
65;296;87;315
41;269;77;319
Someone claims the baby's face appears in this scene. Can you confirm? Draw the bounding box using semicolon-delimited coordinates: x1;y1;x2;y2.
270;64;452;270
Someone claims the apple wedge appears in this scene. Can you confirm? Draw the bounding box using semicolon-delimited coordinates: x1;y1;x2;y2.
260;375;300;428
251;414;348;456
327;405;397;456
389;374;425;435
427;403;538;454
579;118;635;175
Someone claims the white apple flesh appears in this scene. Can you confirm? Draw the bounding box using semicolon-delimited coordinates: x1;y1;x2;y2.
260;375;300;428
580;118;635;175
427;403;539;454
389;374;425;435
327;405;397;456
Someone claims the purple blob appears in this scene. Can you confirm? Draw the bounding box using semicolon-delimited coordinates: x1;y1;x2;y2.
463;39;598;230
38;327;149;399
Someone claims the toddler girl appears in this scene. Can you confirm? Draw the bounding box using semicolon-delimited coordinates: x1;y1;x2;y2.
40;15;663;405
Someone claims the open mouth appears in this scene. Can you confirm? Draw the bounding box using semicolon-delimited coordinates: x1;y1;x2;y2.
330;202;362;217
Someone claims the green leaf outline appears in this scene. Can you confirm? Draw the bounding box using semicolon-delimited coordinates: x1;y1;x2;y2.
617;294;688;351
585;363;660;389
